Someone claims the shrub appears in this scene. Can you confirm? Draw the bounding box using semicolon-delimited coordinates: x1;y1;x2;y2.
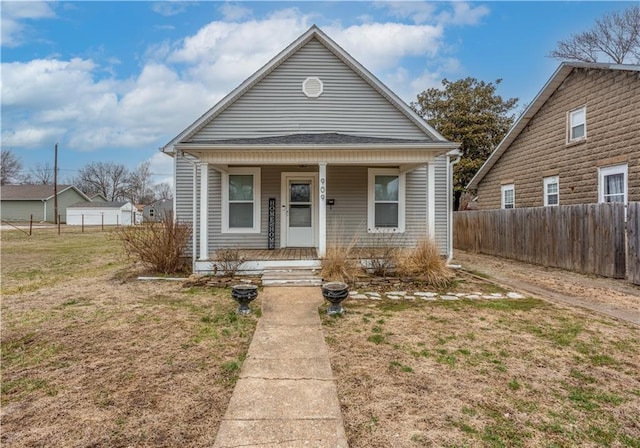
115;215;192;274
360;231;403;277
214;247;247;277
394;238;454;288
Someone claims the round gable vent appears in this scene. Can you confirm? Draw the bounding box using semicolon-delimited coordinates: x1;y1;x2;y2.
302;77;323;98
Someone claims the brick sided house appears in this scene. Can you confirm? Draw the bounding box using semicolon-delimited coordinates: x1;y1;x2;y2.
467;62;639;209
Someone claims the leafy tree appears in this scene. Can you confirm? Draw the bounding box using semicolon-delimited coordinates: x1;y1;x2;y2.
549;5;640;64
74;161;129;201
1;149;23;185
412;77;518;210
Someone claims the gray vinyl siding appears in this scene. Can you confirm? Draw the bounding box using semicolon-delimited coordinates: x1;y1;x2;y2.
45;189;87;223
190;39;430;142
433;155;449;254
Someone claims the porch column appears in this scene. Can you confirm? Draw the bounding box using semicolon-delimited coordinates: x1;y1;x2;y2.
199;162;209;260
427;162;436;237
318;162;327;258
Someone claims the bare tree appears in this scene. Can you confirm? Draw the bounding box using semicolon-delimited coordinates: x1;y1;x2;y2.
74;161;130;201
27;162;54;184
1;149;23;185
550;5;640;64
126;161;155;204
153;182;173;201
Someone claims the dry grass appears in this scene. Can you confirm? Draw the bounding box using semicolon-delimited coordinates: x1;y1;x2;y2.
322;274;640;447
395;238;455;288
1;228;259;447
321;226;362;284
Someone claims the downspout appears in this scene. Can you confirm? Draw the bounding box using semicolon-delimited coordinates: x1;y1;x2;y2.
446;152;461;264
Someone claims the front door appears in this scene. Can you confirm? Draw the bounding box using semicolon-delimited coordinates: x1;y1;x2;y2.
282;174;315;247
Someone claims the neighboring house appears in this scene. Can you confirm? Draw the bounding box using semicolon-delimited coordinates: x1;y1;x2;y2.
89;193;108;202
0;184;91;223
143;199;173;222
66;201;136;226
468;62;639;209
162;26;460;273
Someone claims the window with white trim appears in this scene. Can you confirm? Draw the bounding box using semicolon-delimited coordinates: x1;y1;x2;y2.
501;184;515;209
599;164;627;204
568;106;586;142
222;167;261;233
543;176;559;206
368;168;405;232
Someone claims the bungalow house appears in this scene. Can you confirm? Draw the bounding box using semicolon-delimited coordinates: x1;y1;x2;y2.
0;184;91;223
468;62;639;208
162;26;460;273
143;198;173;222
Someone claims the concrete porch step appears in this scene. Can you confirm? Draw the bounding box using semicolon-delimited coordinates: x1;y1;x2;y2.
261;266;323;287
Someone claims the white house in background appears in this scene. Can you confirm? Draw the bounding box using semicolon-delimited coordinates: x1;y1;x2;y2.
161;26;460;274
66;201;136;226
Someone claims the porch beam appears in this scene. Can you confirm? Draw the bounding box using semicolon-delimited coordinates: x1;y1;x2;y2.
427;162;436;237
318;162;327;258
199;163;209;260
399;163;424;174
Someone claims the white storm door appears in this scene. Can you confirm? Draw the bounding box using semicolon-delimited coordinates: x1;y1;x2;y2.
284;176;315;247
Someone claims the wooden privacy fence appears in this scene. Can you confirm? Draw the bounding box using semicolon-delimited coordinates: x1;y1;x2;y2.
454;203;638;282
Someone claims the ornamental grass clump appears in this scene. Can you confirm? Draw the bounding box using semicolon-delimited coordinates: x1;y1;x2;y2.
321;226;361;284
115;215;192;274
395;238;454;288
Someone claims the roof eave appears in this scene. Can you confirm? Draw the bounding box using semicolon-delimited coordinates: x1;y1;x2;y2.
175;142;460;152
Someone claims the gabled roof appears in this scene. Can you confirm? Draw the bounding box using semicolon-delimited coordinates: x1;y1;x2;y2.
162;25;448;153
195;132;429;146
0;184;90;201
467;62;640;190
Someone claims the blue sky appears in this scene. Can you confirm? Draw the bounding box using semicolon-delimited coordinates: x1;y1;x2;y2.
1;1;634;186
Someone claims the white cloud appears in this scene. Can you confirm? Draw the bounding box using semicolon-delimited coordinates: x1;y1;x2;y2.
1;6;479;164
1;1;56;47
439;2;490;26
148;151;174;185
218;3;252;21
376;2;437;24
151;2;190;17
326;22;443;72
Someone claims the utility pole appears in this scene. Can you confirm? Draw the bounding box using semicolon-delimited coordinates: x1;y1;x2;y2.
54;143;58;224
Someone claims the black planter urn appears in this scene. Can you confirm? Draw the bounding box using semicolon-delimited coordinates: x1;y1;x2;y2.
321;282;349;315
231;284;258;315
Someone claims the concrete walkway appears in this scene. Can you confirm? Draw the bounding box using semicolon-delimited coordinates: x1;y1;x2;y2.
213;287;348;448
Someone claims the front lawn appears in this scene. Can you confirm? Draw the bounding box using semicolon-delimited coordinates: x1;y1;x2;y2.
1;228;259;447
322;289;640;447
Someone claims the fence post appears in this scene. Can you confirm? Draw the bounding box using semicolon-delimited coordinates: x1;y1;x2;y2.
82;214;84;233
29;214;33;236
101;214;104;231
58;215;61;235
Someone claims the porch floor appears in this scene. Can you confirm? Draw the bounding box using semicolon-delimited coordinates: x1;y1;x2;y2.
233;248;318;261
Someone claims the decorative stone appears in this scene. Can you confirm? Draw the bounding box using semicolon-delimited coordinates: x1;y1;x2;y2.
507;292;526;299
404;296;416;300
388;291;407;296
440;295;459;301
365;292;381;297
415;292;437;298
419;296;437;301
348;290;359;296
350;294;368;300
465;294;481;300
387;295;402;300
490;293;504;298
